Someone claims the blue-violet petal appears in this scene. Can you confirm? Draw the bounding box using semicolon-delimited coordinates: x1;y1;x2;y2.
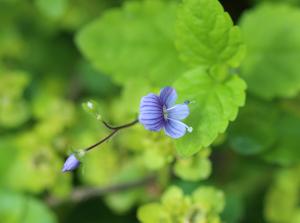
159;87;177;108
167;104;190;120
139;93;164;131
164;119;187;139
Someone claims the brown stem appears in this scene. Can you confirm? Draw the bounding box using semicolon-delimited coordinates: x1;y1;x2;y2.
46;174;155;206
102;119;139;130
84;119;139;152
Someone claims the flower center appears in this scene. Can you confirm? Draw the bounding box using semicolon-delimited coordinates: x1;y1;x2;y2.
163;104;193;133
163;105;168;120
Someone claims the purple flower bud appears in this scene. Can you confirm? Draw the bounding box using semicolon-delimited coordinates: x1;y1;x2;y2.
62;154;80;172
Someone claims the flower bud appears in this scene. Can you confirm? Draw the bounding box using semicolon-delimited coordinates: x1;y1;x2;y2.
62;154;80;172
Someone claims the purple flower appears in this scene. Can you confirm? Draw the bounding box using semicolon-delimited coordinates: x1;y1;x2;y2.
62;154;80;172
139;87;192;139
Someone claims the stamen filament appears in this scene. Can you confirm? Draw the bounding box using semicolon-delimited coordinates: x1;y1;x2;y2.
166;103;186;111
167;117;193;133
166;105;178;111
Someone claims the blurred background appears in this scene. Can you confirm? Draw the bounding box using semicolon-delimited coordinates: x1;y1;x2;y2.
1;0;300;222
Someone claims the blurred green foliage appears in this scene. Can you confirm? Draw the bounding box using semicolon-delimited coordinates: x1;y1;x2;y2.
138;186;224;223
240;3;300;99
1;0;300;222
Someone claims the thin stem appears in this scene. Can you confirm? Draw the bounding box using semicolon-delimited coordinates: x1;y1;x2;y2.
102;119;139;130
84;119;139;152
102;121;115;130
84;130;117;152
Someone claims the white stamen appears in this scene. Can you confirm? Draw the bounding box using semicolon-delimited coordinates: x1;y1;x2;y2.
167;117;193;133
166;104;180;111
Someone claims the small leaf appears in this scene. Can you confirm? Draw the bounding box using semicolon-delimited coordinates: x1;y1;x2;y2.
137;186;224;223
137;203;165;223
174;148;211;181
192;187;225;214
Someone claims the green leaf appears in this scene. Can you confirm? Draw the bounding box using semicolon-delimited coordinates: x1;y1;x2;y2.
0;190;57;223
35;0;68;19
174;67;246;157
139;186;191;223
228;98;279;155
5;133;64;193
0;70;30;128
0;99;30;128
192;187;225;214
263;112;300;166
229;96;300;165
221;192;245;223
264;167;300;223
76;0;185;86
191;186;225;223
137;186;224;223
137;203;166;223
176;0;245;68
142;148;169;171
252;0;300;6
161;186;190;211
174;148;211;181
239;3;300;99
0;137;18;185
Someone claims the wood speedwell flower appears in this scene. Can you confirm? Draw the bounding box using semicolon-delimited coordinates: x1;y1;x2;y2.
139;86;192;139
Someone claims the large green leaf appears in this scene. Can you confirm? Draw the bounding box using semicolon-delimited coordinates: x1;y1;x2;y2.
174;67;246;157
239;3;300;99
228;98;279;155
229;96;300;166
176;0;245;68
76;0;185;86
